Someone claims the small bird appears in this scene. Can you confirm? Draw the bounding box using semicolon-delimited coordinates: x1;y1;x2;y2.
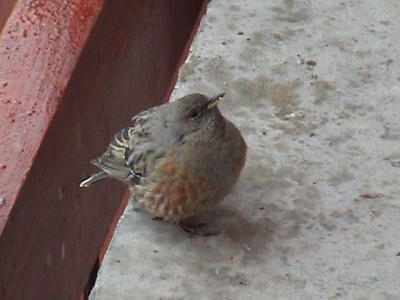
80;93;247;236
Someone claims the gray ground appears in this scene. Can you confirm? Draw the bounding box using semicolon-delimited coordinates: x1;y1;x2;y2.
89;1;400;299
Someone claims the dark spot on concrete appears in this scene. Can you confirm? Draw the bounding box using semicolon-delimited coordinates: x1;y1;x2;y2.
357;70;373;83
271;0;310;23
318;213;337;231
306;60;317;67
312;80;336;104
328;169;354;187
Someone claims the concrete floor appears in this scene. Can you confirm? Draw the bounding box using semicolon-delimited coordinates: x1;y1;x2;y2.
89;0;400;299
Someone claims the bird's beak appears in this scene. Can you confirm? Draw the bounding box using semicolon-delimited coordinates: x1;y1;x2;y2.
207;93;225;110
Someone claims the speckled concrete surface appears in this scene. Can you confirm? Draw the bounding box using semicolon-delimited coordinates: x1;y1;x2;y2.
89;1;400;299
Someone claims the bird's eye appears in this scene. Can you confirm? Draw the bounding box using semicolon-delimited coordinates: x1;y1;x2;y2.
188;107;201;119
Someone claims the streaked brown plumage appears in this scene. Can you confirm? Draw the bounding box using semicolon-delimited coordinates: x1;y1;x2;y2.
80;93;247;235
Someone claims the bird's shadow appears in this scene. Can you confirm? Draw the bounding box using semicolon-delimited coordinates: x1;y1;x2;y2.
130;187;308;265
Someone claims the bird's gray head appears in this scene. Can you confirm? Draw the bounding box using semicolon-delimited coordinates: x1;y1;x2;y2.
167;93;226;136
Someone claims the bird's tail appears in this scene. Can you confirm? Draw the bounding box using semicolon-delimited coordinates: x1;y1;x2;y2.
79;171;110;188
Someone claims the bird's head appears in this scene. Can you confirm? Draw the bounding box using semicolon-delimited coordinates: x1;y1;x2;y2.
168;93;225;137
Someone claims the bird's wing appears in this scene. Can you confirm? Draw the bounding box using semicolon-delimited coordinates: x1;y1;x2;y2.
126;107;169;176
91;106;168;183
90;127;132;182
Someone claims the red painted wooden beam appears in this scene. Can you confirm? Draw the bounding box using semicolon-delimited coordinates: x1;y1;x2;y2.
0;0;17;31
0;0;206;299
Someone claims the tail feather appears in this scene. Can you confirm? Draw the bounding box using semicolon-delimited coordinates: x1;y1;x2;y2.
91;156;131;182
80;171;110;188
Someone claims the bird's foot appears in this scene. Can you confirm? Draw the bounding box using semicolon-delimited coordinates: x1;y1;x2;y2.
179;221;220;237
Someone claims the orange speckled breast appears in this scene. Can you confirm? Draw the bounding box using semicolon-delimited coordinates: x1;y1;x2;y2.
132;154;217;222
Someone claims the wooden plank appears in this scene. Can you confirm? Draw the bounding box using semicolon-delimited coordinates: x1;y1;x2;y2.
0;0;206;299
0;0;17;31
